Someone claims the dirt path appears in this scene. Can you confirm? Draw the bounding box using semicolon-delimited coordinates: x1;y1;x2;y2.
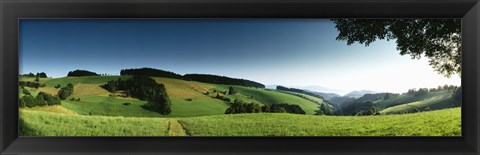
168;119;188;136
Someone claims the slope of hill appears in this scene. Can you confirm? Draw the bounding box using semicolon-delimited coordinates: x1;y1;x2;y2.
307;91;340;100
21;76;322;117
344;90;380;98
379;91;459;114
20;107;461;136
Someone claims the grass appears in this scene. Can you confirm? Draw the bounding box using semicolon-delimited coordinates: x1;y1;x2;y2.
20;110;170;136
379;92;459;114
153;77;230;117
179;107;461;136
22;105;77;115
70;83;111;98
43;76;132;87
375;91;453;108
19;76;51;84
20;76;321;117
20;107;461;136
61;96;165;117
212;85;321;114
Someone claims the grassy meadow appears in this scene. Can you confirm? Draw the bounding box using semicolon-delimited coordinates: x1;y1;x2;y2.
18;75;462;136
20;107;461;136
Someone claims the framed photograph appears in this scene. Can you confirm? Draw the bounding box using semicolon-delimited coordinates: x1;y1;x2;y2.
1;0;479;154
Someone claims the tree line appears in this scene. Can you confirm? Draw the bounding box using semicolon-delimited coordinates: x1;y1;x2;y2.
120;68;184;79
102;76;172;115
184;74;265;88
225;99;306;114
276;86;340;114
67;70;99;77
118;68;265;88
20;72;47;78
19;81;45;89
19;91;61;108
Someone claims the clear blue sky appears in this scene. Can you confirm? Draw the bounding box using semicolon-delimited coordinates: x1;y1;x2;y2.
19;19;460;94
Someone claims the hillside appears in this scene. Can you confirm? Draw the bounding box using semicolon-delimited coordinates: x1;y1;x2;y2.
378;90;459;114
344;90;380;98
20;107;461;136
20;76;323;117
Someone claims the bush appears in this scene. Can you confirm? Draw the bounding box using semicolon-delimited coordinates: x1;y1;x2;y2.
22;95;36;108
35;94;47;106
102;76;172;115
22;89;31;96
122;102;131;106
58;83;74;100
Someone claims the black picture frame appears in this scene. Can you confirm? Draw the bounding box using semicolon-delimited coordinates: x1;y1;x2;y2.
1;0;479;154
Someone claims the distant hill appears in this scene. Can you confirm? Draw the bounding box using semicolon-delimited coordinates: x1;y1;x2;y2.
343;90;381;98
328;96;355;106
305;91;340;100
295;86;350;96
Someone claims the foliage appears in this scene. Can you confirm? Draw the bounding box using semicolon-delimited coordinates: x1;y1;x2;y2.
21;95;36;108
19;81;43;89
332;19;461;77
315;104;332;115
35;94;47;106
227;86;236;95
184;74;265;88
224;99;306;115
67;70;99;77
102;76;172;115
453;87;461;101
22;89;31;96
20;72;47;78
225;99;262;114
58;83;74;100
20;91;60;108
54;84;61;89
120;67;184;79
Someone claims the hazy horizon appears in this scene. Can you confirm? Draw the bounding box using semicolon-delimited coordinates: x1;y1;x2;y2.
20;19;461;94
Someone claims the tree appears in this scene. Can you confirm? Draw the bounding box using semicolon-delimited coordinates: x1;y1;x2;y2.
227;86;236;95
19;98;26;108
35;94;47;106
58;83;74;100
414;88;429;96
315;104;326;115
21;95;36;108
22;89;31;96
332;19;461;77
34;76;40;82
67;70;99;77
454;86;462;101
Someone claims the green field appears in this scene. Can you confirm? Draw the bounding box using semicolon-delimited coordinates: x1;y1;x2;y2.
19;76;461;136
376;91;459;114
20;110;170;136
21;76;324;117
20;107;461;136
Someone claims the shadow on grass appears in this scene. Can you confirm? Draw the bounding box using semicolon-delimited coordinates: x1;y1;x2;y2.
18;117;40;136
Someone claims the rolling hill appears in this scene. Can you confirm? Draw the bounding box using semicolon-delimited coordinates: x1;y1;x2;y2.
20;76;325;117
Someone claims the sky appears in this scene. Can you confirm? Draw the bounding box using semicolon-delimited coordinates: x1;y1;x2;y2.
19;19;461;95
